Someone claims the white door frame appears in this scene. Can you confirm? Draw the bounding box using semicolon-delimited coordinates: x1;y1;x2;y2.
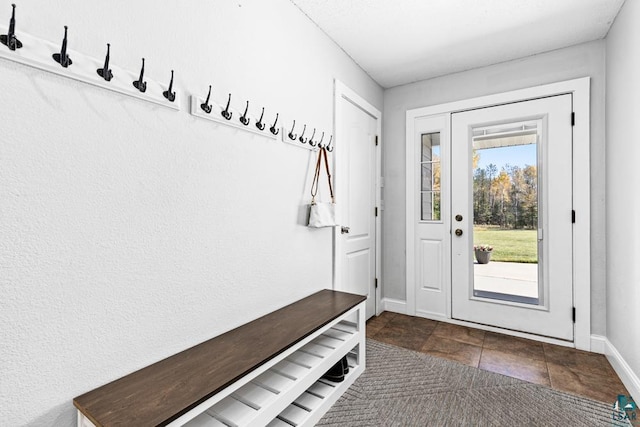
406;77;591;350
333;80;383;315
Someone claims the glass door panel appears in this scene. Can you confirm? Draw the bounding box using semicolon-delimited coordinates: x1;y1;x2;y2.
471;121;541;305
420;133;441;221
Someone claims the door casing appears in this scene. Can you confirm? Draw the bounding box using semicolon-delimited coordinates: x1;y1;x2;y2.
334;80;382;317
405;78;591;350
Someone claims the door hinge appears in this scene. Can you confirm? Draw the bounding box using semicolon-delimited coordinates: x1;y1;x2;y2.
572;210;576;223
375;135;379;146
375;206;378;217
572;307;576;322
571;112;575;126
375;278;378;289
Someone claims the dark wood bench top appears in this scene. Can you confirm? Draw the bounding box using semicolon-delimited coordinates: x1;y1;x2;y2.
73;289;366;427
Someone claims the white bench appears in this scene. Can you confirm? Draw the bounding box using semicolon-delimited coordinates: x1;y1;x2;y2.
74;290;366;426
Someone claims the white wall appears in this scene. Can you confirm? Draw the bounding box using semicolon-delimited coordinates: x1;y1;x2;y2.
605;0;640;391
0;1;382;425
382;40;607;335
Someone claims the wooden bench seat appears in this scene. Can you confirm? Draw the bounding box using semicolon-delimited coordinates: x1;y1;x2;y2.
74;290;366;427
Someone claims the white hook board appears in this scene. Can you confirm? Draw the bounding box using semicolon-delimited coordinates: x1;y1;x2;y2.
190;95;280;140
281;126;320;151
0;24;180;111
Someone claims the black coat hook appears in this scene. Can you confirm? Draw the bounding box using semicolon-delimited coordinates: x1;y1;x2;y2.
163;70;176;102
239;101;250;126
299;124;308;144
288;120;297;140
308;128;317;147
96;43;113;81
270;113;280;135
326;135;334;152
52;26;72;68
317;132;325;148
200;85;212;113
221;93;232;120
133;58;147;92
1;4;22;50
256;107;265;130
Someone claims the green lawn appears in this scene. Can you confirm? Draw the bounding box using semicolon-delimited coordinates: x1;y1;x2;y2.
473;226;538;263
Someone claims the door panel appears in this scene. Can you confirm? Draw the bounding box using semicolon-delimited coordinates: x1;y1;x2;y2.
337;96;377;319
451;95;573;341
413;114;450;318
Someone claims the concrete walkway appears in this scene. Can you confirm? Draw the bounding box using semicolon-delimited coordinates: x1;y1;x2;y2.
473;261;538;298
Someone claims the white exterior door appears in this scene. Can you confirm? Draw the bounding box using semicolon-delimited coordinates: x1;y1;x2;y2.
334;82;380;320
450;95;574;341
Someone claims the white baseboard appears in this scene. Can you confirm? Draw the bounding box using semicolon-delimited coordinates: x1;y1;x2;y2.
605;338;640;401
590;334;606;354
381;298;407;314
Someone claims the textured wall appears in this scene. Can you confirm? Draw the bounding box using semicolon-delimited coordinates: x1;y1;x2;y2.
0;1;382;425
382;40;607;336
605;0;640;391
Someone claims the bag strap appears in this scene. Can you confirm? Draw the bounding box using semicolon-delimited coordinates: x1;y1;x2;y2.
310;147;335;204
321;147;335;203
310;147;324;203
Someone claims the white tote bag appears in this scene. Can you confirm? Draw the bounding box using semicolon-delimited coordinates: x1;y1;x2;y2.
308;147;337;228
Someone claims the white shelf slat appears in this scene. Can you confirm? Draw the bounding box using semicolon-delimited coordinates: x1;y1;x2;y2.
286;351;323;369
232;383;278;411
207;397;256;427
187;413;227;427
299;342;333;359
292;392;324;412
271;360;311;381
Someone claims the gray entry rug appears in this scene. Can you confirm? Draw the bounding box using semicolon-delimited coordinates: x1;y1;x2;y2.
318;339;629;426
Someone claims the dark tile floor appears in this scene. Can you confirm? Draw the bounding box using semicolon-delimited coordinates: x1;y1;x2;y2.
367;311;629;404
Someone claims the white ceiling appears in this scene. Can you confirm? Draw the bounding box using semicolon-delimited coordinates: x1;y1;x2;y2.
291;0;626;88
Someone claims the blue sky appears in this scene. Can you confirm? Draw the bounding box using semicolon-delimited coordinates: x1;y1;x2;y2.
475;144;537;170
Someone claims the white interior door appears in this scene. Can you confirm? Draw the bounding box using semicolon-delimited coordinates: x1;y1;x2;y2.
335;89;379;320
451;95;574;341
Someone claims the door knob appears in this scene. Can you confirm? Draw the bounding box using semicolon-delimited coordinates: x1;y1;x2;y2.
455;229;463;236
455;214;463;222
341;226;350;234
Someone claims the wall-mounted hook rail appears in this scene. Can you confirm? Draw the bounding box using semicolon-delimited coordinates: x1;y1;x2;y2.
239;100;250;126
299;124;308;144
255;107;265;130
0;4;22;50
96;43;113;81
163;70;176;102
270;113;280;135
308;128;317;147
52;26;72;67
0;23;179;110
190;95;278;140
133;58;146;92
200;85;212;113
281;122;322;151
221;93;233;120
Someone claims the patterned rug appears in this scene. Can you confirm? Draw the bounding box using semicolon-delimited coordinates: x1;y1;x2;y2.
318;339;630;426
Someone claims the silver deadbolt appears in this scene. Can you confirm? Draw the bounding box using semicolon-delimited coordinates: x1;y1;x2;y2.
341;226;350;234
455;229;463;236
455;214;463;222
